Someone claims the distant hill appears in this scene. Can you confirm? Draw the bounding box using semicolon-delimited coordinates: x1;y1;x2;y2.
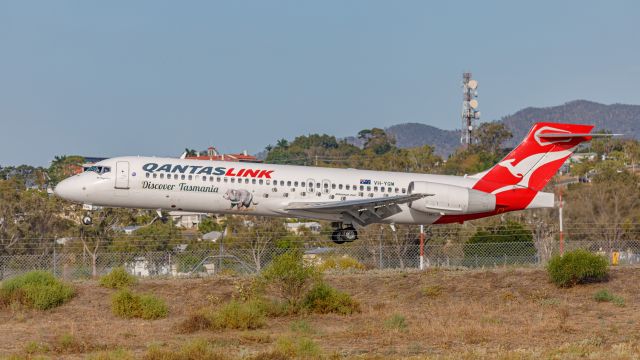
379;100;640;157
385;123;460;157
500;100;640;147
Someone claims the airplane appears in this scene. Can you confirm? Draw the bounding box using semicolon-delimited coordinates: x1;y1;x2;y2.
54;122;610;244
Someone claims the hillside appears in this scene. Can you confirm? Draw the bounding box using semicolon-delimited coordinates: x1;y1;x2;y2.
385;123;460;158
2;268;640;358
372;100;640;157
501;100;640;147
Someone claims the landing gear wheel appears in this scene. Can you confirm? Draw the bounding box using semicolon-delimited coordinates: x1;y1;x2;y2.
341;227;358;242
82;215;93;226
331;230;345;244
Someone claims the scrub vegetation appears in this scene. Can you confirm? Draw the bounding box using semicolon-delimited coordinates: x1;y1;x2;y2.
0;271;75;310
2;267;640;359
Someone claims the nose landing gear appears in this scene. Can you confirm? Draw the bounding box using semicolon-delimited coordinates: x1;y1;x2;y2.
330;223;358;244
82;214;93;226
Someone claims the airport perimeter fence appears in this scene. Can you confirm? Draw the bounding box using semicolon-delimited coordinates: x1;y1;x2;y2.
1;239;639;280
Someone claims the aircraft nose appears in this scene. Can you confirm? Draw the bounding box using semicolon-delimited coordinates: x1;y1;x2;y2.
54;178;82;202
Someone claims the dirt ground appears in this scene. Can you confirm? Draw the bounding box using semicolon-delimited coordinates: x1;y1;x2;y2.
2;267;640;359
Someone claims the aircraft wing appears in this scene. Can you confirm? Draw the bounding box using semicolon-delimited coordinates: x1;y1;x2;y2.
285;193;430;227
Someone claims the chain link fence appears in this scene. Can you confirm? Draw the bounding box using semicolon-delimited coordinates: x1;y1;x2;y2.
1;238;640;280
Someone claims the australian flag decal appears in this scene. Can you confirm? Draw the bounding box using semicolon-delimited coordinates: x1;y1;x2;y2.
360;179;371;185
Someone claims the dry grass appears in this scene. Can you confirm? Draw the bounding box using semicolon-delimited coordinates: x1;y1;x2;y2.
2;267;640;358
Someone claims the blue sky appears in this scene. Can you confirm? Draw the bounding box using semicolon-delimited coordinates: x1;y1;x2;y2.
0;1;638;166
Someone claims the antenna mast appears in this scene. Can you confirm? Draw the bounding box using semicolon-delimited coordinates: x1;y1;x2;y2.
461;72;480;147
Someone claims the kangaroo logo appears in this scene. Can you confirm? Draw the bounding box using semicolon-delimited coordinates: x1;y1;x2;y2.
497;159;524;178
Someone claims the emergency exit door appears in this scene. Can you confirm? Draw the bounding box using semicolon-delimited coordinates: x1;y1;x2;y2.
115;161;130;189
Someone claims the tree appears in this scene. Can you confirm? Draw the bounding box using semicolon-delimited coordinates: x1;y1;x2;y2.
474;122;512;155
48;155;85;186
565;167;640;251
228;217;287;271
464;221;535;266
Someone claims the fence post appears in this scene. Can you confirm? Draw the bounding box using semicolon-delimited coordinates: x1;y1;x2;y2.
419;225;425;270
52;239;56;277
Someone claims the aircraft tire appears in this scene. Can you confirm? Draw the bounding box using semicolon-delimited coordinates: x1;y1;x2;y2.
341;227;358;242
331;230;345;244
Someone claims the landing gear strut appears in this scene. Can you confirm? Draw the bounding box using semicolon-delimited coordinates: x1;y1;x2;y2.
330;223;358;244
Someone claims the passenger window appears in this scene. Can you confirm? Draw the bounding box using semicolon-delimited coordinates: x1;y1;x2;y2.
345;185;349;190
374;186;378;192
316;183;320;188
188;175;193;180
388;187;392;192
145;173;150;178
224;178;228;183
231;178;235;183
338;184;343;190
287;181;291;186
331;184;336;189
300;182;304;187
402;188;406;194
380;187;385;192
252;179;256;184
160;173;164;179
245;179;249;184
216;177;221;182
359;185;364;191
266;180;270;185
367;186;371;191
324;183;329;188
395;188;399;193
153;173;157;178
259;179;263;185
181;175;185;180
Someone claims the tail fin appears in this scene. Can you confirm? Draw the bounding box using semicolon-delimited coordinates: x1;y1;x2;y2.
472;122;595;193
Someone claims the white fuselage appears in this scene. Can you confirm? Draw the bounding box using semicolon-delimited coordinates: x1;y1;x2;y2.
54;156;482;225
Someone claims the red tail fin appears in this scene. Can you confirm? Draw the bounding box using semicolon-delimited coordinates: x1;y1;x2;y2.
472;122;594;193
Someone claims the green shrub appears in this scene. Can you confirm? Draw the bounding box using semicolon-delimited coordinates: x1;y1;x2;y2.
547;249;609;288
260;250;319;308
143;339;228;360
593;289;625;307
0;271;75;310
384;314;408;331
274;336;322;359
318;255;366;271
111;289;168;320
302;282;360;315
99;267;136;289
208;299;266;330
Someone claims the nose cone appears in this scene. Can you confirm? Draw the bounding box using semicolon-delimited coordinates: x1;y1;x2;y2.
54;178;82;202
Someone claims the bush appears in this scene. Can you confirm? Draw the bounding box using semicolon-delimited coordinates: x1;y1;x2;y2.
260;250;319;308
318;255;366;271
274;336;322;359
111;289;168;320
593;289;625;307
384;314;408;331
209;299;266;330
143;339;229;360
99;267;136;289
0;271;75;310
302;282;360;315
547;249;609;288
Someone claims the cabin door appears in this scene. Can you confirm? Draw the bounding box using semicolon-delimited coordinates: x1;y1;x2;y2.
115;161;130;189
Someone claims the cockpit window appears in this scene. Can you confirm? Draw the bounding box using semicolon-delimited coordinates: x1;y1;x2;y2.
85;166;111;175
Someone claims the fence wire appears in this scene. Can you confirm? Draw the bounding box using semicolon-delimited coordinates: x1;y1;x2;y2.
1;238;639;280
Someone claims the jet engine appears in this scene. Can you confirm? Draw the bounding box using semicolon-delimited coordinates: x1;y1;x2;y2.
408;181;496;215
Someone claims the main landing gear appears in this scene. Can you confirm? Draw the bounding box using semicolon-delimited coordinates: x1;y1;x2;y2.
330;223;358;244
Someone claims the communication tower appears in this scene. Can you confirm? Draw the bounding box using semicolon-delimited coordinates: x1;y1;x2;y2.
461;72;480;146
